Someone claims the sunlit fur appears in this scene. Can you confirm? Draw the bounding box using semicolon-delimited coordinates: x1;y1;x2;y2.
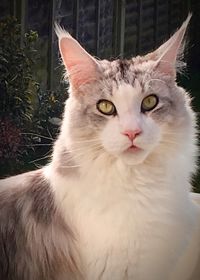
46;15;200;280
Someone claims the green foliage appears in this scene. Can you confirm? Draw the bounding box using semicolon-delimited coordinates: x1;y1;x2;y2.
34;87;67;138
0;16;39;176
27;88;67;168
0;17;38;121
0;17;67;177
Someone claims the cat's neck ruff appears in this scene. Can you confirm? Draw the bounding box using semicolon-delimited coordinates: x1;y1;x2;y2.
46;144;192;204
44;144;197;280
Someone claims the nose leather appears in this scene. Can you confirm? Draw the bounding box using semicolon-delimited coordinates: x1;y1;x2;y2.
122;129;141;141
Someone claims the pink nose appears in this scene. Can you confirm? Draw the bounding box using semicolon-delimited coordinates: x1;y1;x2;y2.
122;129;142;141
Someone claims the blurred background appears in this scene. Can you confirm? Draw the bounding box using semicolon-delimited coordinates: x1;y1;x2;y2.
0;0;199;192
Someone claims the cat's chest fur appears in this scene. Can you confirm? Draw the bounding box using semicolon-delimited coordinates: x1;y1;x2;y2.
51;163;193;280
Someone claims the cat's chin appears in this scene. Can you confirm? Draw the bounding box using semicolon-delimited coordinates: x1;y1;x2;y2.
119;149;148;166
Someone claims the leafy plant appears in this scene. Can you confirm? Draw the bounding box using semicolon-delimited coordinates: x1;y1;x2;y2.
0;16;39;176
25;87;67;168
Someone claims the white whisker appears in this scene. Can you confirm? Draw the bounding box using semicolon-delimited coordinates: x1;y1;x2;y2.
20;144;53;147
21;132;54;141
71;138;100;144
59;164;81;169
62;143;103;154
60;148;104;169
29;154;52;164
160;140;179;145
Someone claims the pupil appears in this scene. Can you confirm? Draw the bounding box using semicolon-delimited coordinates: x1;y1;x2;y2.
149;98;153;104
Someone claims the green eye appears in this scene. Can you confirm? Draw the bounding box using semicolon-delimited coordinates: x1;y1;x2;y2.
96;99;116;116
141;95;158;112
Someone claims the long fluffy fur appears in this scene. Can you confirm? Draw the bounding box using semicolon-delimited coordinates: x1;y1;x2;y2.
0;15;200;280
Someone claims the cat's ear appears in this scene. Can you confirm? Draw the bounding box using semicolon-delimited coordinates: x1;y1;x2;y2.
150;14;191;77
55;25;100;88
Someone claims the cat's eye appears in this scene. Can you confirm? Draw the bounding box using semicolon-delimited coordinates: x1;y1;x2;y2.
141;95;159;112
96;100;116;116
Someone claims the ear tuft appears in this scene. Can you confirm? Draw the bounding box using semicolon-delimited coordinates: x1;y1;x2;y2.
55;23;100;89
150;13;192;77
55;23;73;42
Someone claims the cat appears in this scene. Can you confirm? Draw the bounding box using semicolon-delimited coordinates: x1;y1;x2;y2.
0;14;200;280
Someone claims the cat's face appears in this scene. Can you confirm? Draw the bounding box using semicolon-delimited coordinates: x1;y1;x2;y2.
96;73;170;165
56;15;193;166
98;79;161;166
66;60;189;166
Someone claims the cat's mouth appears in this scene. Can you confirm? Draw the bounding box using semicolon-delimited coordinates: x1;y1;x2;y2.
126;144;142;153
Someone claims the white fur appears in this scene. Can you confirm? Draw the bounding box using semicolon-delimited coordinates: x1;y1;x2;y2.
43;80;200;280
43;79;200;280
46;15;200;279
101;83;161;165
191;193;200;206
45;146;200;280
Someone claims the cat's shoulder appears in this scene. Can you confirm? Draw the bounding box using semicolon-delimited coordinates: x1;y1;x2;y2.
0;169;48;191
190;192;200;207
0;169;55;223
0;169;82;280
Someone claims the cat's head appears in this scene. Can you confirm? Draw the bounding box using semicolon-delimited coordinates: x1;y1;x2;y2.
56;14;195;166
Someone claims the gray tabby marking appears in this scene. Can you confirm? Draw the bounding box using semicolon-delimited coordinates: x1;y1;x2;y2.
0;170;82;280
